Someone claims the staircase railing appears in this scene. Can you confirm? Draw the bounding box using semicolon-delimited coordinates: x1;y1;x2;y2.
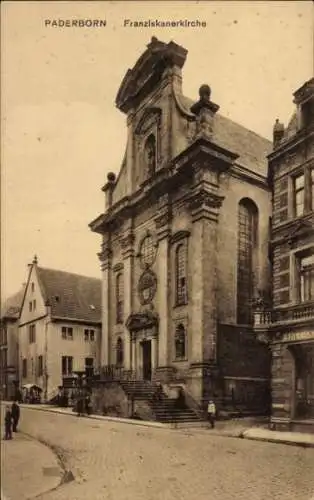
100;365;146;382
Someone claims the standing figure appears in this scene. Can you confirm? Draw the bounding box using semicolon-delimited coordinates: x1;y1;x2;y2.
77;390;84;417
85;393;91;416
4;405;13;440
11;401;20;432
207;399;216;429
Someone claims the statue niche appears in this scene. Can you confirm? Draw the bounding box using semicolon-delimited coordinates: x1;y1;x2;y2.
144;134;157;177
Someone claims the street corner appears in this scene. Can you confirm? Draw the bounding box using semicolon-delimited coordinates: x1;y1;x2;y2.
1;432;64;500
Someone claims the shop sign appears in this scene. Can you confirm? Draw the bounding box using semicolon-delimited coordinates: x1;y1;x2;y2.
282;331;314;343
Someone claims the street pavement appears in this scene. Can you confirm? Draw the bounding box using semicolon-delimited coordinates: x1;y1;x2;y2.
5;406;314;500
1;431;62;500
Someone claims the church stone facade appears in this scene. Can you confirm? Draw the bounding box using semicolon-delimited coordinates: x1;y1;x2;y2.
90;38;272;412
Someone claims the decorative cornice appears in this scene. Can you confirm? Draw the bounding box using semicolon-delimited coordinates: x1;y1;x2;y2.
170;230;190;244
154;209;172;230
126;310;159;333
113;263;124;272
120;232;135;251
98;247;112;262
268;129;314;162
173;137;239;174
272;214;314;247
188;189;224;211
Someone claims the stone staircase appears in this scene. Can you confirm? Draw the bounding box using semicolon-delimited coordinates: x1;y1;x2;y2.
120;379;204;424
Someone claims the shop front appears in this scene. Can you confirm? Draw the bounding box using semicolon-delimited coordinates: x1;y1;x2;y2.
271;330;314;433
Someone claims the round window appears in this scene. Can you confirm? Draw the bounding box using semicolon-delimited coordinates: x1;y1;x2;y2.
139;234;156;268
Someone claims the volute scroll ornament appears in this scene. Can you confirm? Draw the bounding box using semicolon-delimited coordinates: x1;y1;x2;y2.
120;232;135;251
188;190;224;212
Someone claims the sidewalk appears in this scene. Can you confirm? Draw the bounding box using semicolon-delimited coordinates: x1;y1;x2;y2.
1;432;63;500
2;402;314;449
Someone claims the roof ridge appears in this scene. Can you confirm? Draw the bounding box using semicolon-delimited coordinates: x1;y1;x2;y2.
180;92;271;144
37;266;101;282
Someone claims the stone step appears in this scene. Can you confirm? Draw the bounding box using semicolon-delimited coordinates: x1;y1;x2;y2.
120;379;203;424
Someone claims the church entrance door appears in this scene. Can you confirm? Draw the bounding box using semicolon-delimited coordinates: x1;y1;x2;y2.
142;340;152;381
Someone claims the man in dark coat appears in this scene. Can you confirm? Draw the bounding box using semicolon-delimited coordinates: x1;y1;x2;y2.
4;405;13;440
11;401;20;432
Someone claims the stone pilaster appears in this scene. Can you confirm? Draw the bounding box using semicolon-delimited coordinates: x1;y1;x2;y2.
131;337;136;373
154;194;172;369
126;110;135;195
98;242;112;367
120;230;135;371
270;342;294;427
187;187;223;406
189;189;223;362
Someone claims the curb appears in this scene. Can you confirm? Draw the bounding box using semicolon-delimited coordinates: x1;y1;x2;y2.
243;434;314;449
14;403;174;430
20;431;76;496
242;430;314;449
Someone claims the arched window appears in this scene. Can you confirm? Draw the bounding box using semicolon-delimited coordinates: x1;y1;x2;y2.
175;244;187;305
116;273;124;324
175;324;186;359
116;337;124;366
237;198;258;324
144;134;156;176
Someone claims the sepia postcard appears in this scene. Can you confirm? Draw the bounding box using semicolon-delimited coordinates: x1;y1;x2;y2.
1;1;314;499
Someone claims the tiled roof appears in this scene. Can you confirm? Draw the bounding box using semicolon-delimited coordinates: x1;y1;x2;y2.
180;95;272;177
37;267;102;323
1;287;25;319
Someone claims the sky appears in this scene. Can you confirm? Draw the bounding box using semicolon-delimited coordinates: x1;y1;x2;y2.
1;0;313;300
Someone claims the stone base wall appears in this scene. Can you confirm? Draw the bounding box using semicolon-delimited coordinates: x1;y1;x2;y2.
220;377;271;415
91;382;155;421
91;382;129;417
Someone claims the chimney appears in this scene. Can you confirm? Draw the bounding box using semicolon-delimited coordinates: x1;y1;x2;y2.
273;119;285;148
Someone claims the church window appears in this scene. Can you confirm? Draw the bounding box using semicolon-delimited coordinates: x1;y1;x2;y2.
175;244;187;305
237;198;258;325
175;324;186;359
116;273;124;324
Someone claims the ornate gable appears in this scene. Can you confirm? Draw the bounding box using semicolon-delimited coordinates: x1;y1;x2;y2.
116;37;187;114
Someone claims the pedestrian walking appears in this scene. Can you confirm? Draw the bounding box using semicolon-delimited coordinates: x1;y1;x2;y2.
207;399;216;429
4;405;13;440
11;401;20;432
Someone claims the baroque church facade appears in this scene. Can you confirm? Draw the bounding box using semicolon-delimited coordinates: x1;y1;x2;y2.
90;38;272;412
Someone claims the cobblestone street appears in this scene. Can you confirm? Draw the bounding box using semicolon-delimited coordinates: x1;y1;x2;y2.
4;407;313;500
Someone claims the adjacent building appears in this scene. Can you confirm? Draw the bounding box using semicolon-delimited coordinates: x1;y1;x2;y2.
255;77;314;432
90;38;272;413
18;256;102;400
0;288;24;400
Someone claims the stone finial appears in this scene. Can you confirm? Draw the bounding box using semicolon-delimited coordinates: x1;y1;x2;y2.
107;172;116;184
199;84;211;102
273;118;285;147
32;255;38;265
190;84;219;140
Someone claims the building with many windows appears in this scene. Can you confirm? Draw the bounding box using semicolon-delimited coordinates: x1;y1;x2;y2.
254;77;314;432
18;256;102;400
0;288;25;400
90;38;272;413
